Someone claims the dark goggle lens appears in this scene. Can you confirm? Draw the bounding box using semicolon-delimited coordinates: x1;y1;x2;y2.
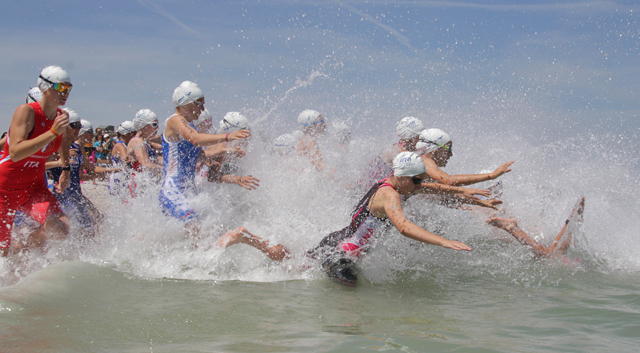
150;122;158;128
412;176;422;185
69;122;82;129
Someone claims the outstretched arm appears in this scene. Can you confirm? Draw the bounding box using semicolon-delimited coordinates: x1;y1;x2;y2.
166;114;249;147
382;190;472;251
423;157;513;186
416;182;502;210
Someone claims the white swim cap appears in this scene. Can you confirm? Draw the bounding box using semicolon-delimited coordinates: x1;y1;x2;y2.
274;133;298;155
118;121;136;135
37;66;70;92
133;109;158;130
62;108;80;124
332;121;351;142
396;116;424;140
415;128;452;155
298;109;323;126
79;119;93;136
393;151;426;177
172;81;204;107
219;111;250;133
194;108;212;126
291;130;304;140
26;87;42;103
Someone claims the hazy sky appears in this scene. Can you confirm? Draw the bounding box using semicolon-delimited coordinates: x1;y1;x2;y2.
1;0;638;142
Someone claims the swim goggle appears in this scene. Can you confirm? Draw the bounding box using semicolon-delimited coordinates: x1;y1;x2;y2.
69;122;82;129
301;118;325;127
39;75;73;93
411;176;423;185
148;122;158;128
424;140;453;155
222;118;249;131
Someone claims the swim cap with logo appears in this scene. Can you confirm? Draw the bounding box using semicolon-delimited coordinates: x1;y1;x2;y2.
62;108;81;124
298;109;323;126
118;121;136;135
133;109;158;130
172;81;204;107
193;108;214;133
26;87;42;103
37;66;71;92
79;119;93;136
415;128;452;155
393;151;426;177
274;133;298;155
396;116;424;140
219;111;250;133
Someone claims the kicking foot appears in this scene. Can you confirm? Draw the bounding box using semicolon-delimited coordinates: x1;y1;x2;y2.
216;228;248;249
487;217;518;232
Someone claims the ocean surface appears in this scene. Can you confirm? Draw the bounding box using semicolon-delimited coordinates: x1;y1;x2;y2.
1;123;639;352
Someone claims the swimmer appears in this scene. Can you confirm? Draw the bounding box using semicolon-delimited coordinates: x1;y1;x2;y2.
295;109;332;172
160;81;250;238
366;116;425;187
0;66;73;256
47;109;116;237
108;121;137;200
415;128;514;186
129;109;162;173
487;197;585;258
218;152;502;285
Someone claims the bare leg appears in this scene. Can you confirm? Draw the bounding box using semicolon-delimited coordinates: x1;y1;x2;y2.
547;197;585;255
487;218;550;258
217;227;291;261
24;213;70;251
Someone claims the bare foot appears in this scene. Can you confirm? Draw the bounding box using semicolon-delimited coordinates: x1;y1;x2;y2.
216;228;247;249
487;217;518;232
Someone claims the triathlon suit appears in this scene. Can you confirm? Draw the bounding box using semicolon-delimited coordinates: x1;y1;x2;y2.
0;103;64;249
49;142;95;232
158;116;202;223
308;179;393;262
108;139;130;198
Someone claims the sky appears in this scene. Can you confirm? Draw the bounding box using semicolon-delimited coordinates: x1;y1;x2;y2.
0;0;638;143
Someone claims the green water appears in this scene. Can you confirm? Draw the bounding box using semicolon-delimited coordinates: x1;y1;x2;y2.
1;261;638;352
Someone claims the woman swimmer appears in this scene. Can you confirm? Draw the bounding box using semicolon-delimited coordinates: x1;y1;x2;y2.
160;81;252;238
0;66;73;255
217;152;502;285
415;128;513;186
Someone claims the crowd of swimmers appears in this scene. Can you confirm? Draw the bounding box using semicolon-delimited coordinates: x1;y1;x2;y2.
0;65;585;285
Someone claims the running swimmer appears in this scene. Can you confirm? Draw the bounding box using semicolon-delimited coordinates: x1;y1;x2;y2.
0;66;73;256
108;121;137;200
129;109;162;173
295;109;332;172
47;109;117;237
217;152;502;285
159;81;251;238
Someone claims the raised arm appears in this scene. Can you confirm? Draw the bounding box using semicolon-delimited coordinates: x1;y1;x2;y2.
9;105;69;162
381;189;472;251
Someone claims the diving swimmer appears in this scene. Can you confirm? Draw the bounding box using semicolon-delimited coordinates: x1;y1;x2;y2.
217;152;502;285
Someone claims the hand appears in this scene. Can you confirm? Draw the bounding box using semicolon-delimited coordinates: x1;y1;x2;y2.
490;161;514;179
442;240;472;251
461;188;491;198
236;175;260;190
52;110;70;136
476;199;503;210
55;170;70;193
225;147;246;158
228;130;250;141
